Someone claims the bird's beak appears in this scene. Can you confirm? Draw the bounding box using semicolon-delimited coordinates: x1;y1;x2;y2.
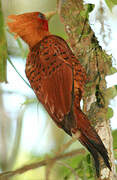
45;11;57;21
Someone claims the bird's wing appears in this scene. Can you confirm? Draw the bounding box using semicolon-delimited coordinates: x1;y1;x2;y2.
42;56;73;122
26;35;75;130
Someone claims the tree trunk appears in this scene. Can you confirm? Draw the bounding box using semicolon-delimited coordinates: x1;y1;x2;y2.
57;0;117;179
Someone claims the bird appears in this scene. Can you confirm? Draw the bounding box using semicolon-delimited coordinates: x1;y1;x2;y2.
8;11;111;177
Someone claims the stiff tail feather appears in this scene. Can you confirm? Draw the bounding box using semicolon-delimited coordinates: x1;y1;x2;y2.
79;134;100;176
74;107;111;176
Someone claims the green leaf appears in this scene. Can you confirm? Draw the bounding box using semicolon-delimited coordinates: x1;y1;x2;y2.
112;129;117;149
0;1;7;82
106;107;113;119
87;4;95;13
86;154;91;164
105;0;117;11
105;86;117;100
111;0;117;5
110;67;117;74
22;98;38;106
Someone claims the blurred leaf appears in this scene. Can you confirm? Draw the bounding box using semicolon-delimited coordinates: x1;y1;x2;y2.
110;0;117;5
105;0;117;11
110;67;117;74
0;0;7;82
57;152;95;179
115;85;117;90
112;130;117;161
112;129;117;149
86;154;91;164
57;155;82;178
105;86;117;100
22;98;38;106
106;107;113;119
87;4;95;13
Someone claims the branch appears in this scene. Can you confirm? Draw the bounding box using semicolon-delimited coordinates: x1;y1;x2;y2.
45;136;79;180
0;148;85;178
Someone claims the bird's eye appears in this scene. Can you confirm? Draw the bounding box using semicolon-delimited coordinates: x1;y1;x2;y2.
38;13;45;20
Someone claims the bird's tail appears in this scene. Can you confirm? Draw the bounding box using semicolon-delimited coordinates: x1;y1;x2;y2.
73;107;111;177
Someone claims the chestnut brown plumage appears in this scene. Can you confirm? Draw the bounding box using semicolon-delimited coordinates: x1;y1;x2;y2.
8;12;111;176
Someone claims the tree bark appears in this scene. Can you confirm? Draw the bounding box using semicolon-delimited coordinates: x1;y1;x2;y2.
57;0;117;179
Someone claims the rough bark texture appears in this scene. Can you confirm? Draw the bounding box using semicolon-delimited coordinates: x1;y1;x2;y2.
57;0;117;179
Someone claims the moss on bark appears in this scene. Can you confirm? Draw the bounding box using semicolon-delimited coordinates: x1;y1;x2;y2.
57;0;117;179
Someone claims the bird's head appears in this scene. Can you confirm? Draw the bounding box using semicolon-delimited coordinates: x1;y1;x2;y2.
8;12;51;48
